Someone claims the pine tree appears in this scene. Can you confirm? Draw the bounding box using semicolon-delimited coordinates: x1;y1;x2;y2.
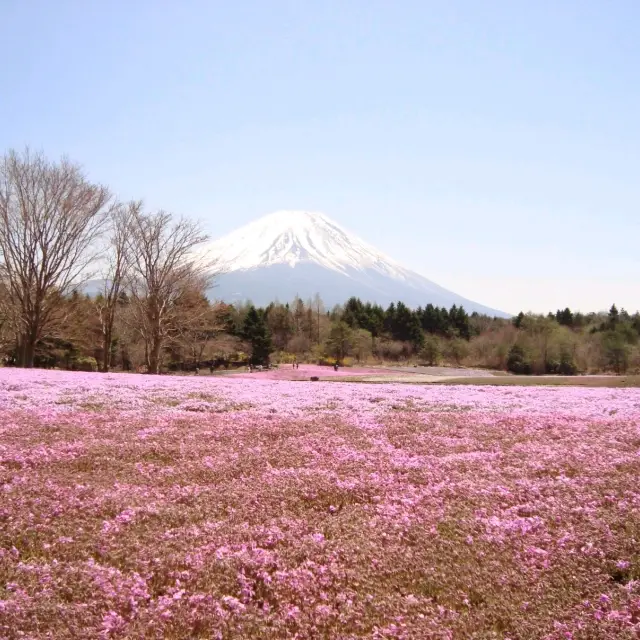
242;306;272;365
513;311;525;329
555;307;574;327
450;305;471;340
393;302;424;348
608;304;619;329
384;303;396;334
364;303;385;338
343;297;364;329
419;304;440;334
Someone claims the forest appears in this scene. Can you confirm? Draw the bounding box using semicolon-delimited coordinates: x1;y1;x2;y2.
2;287;638;376
1;148;638;375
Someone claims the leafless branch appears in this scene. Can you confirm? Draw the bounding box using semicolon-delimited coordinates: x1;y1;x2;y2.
0;148;113;366
124;208;215;373
94;200;140;371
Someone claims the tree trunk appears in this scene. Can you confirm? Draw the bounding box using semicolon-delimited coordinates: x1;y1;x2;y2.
18;329;37;368
148;333;162;374
102;327;112;372
17;337;27;368
25;341;35;368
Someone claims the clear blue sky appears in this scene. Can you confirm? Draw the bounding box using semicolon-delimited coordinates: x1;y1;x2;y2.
2;0;638;314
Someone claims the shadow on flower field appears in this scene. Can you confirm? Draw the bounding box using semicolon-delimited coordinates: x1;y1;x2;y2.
1;369;639;638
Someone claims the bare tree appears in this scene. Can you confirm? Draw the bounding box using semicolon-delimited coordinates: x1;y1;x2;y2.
0;149;112;367
312;293;324;345
95;201;139;372
0;279;17;359
174;293;225;368
125;209;213;374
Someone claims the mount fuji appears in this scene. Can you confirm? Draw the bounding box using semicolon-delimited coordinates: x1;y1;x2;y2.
204;210;507;317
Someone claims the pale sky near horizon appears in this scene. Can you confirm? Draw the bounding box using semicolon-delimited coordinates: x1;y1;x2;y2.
2;1;638;315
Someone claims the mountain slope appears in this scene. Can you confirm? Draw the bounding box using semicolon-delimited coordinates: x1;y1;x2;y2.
203;210;508;317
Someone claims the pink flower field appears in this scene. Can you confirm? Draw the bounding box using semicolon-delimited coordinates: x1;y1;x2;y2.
1;370;639;639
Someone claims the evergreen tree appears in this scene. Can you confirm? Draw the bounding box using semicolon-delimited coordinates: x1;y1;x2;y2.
384;303;396;334
507;344;532;374
363;303;385;337
555;307;574;327
419;303;440;334
343;297;364;329
391;301;424;348
265;303;293;351
437;306;450;335
450;305;471;340
573;311;586;328
242;306;272;365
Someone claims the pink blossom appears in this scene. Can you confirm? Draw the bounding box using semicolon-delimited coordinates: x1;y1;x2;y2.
1;368;640;638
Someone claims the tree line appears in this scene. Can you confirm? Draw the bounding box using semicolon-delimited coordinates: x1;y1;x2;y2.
1;283;638;376
1;148;638;375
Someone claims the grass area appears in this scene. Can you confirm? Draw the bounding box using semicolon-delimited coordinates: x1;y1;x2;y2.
325;374;640;387
430;375;640;388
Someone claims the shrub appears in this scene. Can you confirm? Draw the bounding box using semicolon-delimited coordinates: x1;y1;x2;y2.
317;356;353;367
274;351;297;364
557;347;578;375
353;329;373;363
377;340;409;361
545;358;560;374
467;325;518;370
69;356;98;372
445;338;470;366
506;345;532;375
601;330;631;374
325;321;354;363
418;335;441;366
286;335;311;355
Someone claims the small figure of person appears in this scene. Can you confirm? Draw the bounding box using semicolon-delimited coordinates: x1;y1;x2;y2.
195;367;199;375
334;363;338;371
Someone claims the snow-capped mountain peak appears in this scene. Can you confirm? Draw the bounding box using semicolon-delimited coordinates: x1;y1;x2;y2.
205;210;407;278
203;210;508;317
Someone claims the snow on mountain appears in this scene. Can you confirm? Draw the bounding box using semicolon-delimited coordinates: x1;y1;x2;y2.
203;210;508;317
205;210;408;278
